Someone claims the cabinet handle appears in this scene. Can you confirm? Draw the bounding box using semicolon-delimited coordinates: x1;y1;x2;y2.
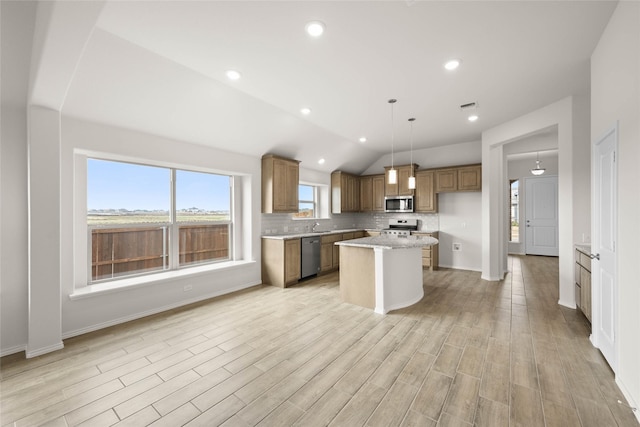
589;253;600;260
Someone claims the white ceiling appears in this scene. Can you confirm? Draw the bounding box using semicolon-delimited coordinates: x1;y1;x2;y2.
57;1;616;174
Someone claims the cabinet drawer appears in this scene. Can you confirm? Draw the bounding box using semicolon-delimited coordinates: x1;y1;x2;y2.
321;234;342;244
579;252;591;271
342;232;355;240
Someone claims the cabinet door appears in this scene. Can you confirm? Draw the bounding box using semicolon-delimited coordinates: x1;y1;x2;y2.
350;175;360;211
397;165;415;196
435;169;457;192
320;243;333;271
372;175;385;211
360;176;373;212
272;159;289;211
285;161;299;211
457;165;481;191
415;171;437;212
385;167;398;196
284;239;301;284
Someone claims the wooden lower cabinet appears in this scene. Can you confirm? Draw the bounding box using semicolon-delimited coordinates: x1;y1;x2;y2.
575;248;592;322
411;231;439;271
321;234;342;273
262;238;301;288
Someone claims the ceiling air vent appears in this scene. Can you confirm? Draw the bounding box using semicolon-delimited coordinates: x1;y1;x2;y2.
460;102;478;111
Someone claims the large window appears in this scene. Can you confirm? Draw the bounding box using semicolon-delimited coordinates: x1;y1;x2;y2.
294;184;316;218
87;159;232;282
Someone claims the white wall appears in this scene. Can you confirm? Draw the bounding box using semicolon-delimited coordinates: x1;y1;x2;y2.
438;192;482;271
59;118;262;340
0;1;36;356
591;1;640;418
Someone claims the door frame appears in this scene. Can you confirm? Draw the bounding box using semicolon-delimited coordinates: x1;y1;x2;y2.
591;123;618;371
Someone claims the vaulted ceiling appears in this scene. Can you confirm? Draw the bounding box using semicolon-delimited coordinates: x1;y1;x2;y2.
30;1;616;173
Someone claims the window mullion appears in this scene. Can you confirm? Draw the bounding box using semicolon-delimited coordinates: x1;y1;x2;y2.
170;169;179;270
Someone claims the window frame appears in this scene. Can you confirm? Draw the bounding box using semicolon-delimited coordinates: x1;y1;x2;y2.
85;156;234;284
293;183;318;219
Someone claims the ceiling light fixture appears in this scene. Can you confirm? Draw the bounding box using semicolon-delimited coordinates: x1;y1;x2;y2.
301;107;312;115
468;114;479;122
225;70;241;80
318;158;325;165
305;21;325;37
408;117;416;190
388;99;397;185
359;137;367;143
531;152;546;176
444;59;461;71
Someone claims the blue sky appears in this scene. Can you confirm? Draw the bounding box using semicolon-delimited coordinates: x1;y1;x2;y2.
87;159;230;211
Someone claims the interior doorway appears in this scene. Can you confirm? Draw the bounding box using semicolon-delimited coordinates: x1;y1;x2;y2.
525;176;559;256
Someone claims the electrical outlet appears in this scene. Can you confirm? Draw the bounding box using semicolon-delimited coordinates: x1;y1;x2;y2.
452;243;462;252
183;285;193;292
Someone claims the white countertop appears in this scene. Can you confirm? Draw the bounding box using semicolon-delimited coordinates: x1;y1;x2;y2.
261;228;366;240
335;235;438;250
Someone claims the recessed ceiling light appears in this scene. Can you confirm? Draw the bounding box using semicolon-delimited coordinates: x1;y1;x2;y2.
225;70;241;80
301;107;312;115
468;115;479;122
444;59;461;71
305;21;325;37
318;158;325;164
359;137;367;143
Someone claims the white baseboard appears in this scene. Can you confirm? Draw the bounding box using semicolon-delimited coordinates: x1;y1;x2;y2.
26;341;64;359
615;376;640;424
1;344;27;358
62;280;262;340
437;264;482;273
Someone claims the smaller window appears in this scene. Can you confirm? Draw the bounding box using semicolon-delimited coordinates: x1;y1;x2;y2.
510;179;519;242
294;184;316;218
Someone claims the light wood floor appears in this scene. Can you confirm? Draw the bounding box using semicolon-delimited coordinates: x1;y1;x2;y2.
2;256;638;426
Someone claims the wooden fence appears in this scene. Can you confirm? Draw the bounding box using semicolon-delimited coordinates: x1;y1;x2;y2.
91;224;229;281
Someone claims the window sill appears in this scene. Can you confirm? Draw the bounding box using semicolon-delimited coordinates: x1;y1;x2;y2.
69;260;256;301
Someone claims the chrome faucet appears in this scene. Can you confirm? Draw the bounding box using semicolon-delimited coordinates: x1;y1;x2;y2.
312;222;320;232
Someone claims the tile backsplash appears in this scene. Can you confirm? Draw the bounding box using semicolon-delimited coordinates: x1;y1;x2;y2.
261;212;439;235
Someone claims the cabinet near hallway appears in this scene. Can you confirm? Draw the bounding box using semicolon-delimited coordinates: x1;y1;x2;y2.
331;163;481;214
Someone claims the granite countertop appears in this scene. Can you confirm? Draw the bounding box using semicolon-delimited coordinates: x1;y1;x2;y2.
261;228;365;240
335;235;439;250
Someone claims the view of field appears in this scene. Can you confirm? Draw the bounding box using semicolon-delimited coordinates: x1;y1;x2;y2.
88;213;230;226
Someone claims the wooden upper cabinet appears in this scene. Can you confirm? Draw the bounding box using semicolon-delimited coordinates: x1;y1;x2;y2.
435;164;481;193
262;154;300;213
331;171;360;213
457;165;482;191
435;168;457;192
360;176;373;212
385;164;418;196
415;170;437;213
359;174;385;212
372;175;386;211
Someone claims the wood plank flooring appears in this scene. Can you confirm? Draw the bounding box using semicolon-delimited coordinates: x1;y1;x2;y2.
2;255;638;426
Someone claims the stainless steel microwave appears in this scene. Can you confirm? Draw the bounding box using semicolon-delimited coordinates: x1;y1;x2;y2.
384;196;414;213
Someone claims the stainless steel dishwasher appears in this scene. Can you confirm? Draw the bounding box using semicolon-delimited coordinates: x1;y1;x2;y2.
301;236;321;279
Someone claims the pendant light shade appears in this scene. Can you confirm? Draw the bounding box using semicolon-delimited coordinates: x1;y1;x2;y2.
408;117;416;189
388;99;397;185
530;152;546;176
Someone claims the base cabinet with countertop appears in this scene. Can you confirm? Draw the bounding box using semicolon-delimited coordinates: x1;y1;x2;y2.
262;238;301;288
575;246;592;322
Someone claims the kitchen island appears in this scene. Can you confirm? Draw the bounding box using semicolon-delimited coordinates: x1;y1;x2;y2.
335;235;438;314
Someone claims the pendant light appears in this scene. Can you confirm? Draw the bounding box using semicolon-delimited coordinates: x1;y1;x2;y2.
388;99;397;185
530;152;546;176
408;117;416;190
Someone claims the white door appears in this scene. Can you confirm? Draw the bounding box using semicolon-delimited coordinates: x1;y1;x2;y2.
592;125;617;371
525;176;559;256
